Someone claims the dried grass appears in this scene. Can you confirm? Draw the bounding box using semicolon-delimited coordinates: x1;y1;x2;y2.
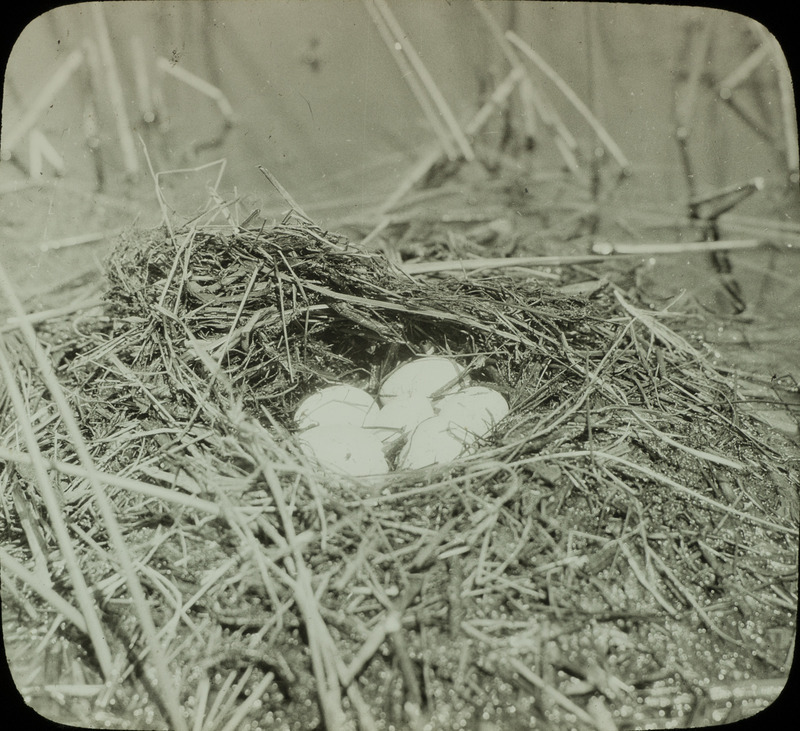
2;163;797;729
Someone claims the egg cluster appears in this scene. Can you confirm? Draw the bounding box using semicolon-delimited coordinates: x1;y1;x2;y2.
294;356;509;478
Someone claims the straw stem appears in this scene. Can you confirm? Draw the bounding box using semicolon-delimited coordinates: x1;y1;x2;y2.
362;0;458;159
91;3;139;177
0;336;115;679
0;446;224;515
156;56;235;123
376;67;523;217
506;30;630;172
1;49;84;157
131;36;157;124
258;165;313;222
591;238;764;256
718;42;770;96
759;25;800;178
470;0;538;143
0;546;89;635
0;260;188;731
370;0;474;160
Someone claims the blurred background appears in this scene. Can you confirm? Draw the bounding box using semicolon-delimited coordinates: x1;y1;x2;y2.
1;1;799;387
3;2;797;205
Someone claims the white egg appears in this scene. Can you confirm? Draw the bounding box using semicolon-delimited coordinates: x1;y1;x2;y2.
363;394;436;445
294;384;379;430
396;415;476;470
298;425;389;477
379;356;463;404
435;386;509;436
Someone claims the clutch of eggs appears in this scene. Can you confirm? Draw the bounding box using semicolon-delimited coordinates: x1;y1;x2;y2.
293;358;508;477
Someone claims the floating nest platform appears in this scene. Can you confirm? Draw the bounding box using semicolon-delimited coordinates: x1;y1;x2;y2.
1;176;798;729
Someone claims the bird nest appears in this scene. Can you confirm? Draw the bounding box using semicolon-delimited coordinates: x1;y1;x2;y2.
2;206;797;730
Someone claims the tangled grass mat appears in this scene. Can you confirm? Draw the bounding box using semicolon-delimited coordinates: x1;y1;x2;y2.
1;201;797;730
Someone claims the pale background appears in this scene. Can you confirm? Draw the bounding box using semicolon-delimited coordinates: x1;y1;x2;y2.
3;2;797;213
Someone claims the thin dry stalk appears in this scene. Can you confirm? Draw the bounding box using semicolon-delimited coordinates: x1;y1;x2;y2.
399;252;631;275
648;549;756;651
91;3;139;177
506;30;630;172
0;336;114;678
2;49;84;154
591;238;764;256
672;20;714;202
470;0;538;143
155;56;235;123
499;655;599;728
38;230;121;252
628;409;745;470
28;129;66;178
11;484;51;589
258;165;313;222
375;67;523;217
706;677;785;704
674;19;713;131
0;546;88;634
370;0;474;161
617;541;680;617
130;36;157;125
0;262;188;731
613;289;705;361
524;449;797;536
718;43;771;95
260;460;348;729
689;177;764;220
192;673;211;731
201;669;248;731
527;81;581;172
217;670;276;731
362;0;458;159
340;610;398;688
767;32;800;177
